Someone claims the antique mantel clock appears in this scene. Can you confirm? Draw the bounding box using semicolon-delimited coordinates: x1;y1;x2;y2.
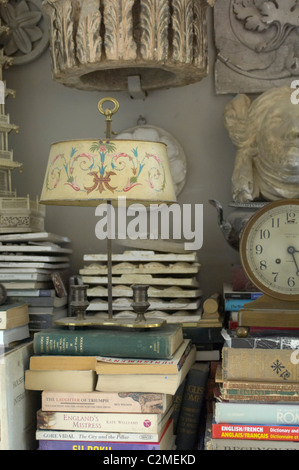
237;199;299;336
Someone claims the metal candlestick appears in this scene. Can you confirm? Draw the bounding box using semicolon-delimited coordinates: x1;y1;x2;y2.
70;284;89;321
131;285;150;323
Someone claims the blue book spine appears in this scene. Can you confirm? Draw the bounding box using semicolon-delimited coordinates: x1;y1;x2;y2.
224;298;255;311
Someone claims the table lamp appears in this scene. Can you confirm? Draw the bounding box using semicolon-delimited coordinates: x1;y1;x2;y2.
40;97;177;328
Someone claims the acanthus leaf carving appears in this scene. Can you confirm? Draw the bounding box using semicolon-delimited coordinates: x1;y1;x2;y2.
140;0;169;62
103;0;136;61
193;0;208;67
172;0;194;64
76;11;102;65
45;0;77;72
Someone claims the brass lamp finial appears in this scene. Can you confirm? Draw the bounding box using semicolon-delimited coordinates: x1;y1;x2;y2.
98;97;119;139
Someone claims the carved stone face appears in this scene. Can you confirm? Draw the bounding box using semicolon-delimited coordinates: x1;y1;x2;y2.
256;99;299;178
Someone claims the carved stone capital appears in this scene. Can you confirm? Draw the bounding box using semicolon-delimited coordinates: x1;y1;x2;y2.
43;0;211;92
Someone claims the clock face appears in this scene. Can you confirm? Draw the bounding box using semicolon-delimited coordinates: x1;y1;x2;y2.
240;199;299;301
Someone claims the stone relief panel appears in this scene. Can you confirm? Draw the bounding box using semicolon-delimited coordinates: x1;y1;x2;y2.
214;0;299;94
0;0;50;65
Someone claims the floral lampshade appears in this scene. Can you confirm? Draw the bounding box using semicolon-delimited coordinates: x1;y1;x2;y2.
40;138;177;206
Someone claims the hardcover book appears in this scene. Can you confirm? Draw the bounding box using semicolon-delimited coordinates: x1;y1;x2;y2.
25;369;97;392
41;391;173;413
175;362;209;450
36;423;169;443
216;364;299;394
95;339;192;375
37;419;174;450
222;346;299;382
206;438;299;450
223;283;261;300
0;302;29;329
215;402;299;425
36;404;173;434
212;422;299;441
33;324;183;359
29;355;98;371
0;340;40;450
0;324;30;346
96;345;196;395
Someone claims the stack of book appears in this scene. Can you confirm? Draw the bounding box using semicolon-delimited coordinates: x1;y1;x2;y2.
206;329;299;450
0;232;71;331
186;293;224;362
79;249;202;326
25;323;197;450
0;301;30;347
223;282;262;330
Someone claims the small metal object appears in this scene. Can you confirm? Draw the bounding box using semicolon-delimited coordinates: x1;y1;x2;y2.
236;326;250;338
56;283;165;329
131;285;150;323
70;284;89;321
98;97;119;139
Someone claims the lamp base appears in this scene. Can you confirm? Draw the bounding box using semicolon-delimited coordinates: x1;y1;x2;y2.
61;283;166;328
54;316;166;329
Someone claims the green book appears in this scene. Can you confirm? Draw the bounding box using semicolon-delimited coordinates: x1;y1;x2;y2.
33;325;183;359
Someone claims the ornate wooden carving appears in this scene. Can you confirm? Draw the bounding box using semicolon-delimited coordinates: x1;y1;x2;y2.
140;0;169;62
43;0;212;92
172;0;194;64
104;0;136;61
46;0;77;74
77;5;102;65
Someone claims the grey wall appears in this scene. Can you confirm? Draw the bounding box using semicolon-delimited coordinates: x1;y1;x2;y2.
4;10;240;299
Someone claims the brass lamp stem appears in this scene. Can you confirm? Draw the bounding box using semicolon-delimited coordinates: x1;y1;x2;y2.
98;97;120;318
107;199;113;319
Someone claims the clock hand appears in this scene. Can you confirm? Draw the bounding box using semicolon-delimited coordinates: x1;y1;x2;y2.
287;246;299;276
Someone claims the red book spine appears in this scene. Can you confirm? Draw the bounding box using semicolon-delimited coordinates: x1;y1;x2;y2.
212;423;299;441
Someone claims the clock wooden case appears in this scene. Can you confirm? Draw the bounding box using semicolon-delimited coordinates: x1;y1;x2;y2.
240;199;299;302
237;199;299;336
